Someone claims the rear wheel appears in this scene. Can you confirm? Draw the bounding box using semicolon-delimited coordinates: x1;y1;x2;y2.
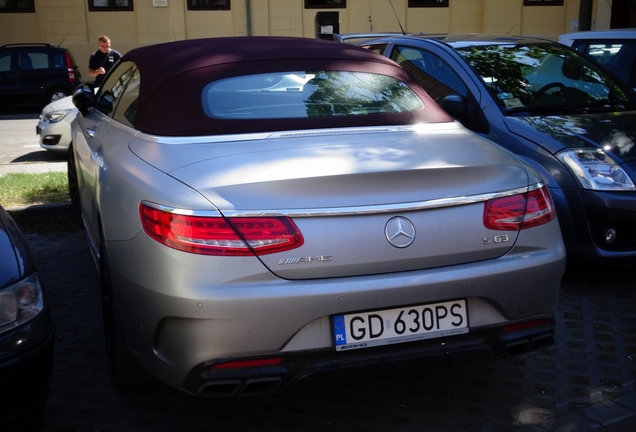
47;87;71;103
100;237;152;386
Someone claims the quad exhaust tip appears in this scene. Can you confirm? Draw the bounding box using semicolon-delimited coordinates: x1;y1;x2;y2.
197;376;284;397
503;333;554;357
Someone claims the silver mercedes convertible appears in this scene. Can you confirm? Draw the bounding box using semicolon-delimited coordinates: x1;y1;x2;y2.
68;36;565;397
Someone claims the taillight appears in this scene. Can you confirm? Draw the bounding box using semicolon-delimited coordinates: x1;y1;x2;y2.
65;52;76;83
483;185;555;231
139;203;304;256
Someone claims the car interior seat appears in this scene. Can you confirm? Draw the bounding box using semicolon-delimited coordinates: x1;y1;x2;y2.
606;43;636;87
19;53;33;70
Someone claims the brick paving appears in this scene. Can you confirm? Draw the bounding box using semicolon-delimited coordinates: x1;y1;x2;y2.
13;213;636;432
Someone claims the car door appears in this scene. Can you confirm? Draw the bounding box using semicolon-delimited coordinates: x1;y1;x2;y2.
366;41;490;134
73;61;138;250
13;49;50;102
0;50;13;103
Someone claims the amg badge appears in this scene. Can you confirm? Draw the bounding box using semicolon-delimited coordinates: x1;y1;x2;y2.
278;256;333;265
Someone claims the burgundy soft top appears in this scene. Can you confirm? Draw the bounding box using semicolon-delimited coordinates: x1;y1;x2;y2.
122;36;452;136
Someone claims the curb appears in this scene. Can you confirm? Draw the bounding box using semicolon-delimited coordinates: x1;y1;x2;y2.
0;162;67;177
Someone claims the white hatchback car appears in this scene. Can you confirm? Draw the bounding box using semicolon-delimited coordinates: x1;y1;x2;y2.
37;94;77;153
559;29;636;89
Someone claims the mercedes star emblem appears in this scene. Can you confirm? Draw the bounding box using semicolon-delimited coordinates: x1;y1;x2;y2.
385;216;416;248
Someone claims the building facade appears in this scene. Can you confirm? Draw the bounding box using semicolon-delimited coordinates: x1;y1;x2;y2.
0;0;622;82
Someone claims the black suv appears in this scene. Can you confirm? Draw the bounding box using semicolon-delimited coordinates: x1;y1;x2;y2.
0;43;82;107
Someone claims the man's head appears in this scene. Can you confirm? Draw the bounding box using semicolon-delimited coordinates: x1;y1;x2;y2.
98;35;111;54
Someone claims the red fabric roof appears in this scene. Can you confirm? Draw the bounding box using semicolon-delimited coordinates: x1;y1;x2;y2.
122;36;452;136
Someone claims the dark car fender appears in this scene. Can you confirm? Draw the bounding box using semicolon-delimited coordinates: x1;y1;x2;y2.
0;208;38;285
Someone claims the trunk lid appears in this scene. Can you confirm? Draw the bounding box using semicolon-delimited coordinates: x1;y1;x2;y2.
130;124;530;279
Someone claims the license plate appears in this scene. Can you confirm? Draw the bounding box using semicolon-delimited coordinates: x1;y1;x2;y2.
332;299;468;351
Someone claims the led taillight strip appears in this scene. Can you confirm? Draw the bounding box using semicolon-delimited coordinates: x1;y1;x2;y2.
483;185;556;231
140;203;304;256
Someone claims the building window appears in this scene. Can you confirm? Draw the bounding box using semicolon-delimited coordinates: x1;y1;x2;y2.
305;0;346;8
0;0;35;13
187;0;230;10
409;0;449;7
88;0;134;12
523;0;564;5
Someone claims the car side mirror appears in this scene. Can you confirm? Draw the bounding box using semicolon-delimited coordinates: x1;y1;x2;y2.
96;91;115;115
72;84;96;116
440;94;468;119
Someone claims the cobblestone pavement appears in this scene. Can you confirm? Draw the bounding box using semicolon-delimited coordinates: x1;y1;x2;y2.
14;219;636;432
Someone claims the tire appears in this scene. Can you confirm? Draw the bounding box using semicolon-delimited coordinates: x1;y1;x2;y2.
100;236;153;386
66;144;81;220
47;87;71;103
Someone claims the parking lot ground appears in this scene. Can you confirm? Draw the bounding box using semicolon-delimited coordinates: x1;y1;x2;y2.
2;115;636;431
0;109;67;177
9;209;635;432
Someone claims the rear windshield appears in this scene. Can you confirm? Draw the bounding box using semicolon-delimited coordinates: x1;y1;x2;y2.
202;71;424;119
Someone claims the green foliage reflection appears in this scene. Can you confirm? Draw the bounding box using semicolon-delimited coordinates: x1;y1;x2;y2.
456;43;630;109
304;71;423;117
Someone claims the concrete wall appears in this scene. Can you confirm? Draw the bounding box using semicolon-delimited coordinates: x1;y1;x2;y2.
0;0;608;83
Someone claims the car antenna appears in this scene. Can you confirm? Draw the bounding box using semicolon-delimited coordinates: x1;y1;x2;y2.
389;0;406;35
57;34;68;47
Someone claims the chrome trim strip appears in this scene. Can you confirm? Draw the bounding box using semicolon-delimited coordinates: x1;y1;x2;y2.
142;183;543;218
134;123;462;145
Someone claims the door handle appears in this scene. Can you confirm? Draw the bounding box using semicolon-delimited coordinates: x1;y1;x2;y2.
86;126;96;138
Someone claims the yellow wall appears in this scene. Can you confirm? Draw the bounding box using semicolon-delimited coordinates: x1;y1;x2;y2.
185;10;236;39
36;0;87;46
1;0;608;83
136;1;186;42
270;0;303;36
483;0;522;35
450;0;484;33
596;0;612;29
0;12;40;44
521;2;565;40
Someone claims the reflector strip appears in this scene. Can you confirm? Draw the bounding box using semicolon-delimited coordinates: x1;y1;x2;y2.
504;319;550;333
212;357;284;369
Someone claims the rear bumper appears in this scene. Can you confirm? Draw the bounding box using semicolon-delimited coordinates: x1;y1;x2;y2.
183;317;554;397
107;221;565;396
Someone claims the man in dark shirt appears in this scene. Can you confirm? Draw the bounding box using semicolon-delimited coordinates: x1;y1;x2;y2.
88;35;122;87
